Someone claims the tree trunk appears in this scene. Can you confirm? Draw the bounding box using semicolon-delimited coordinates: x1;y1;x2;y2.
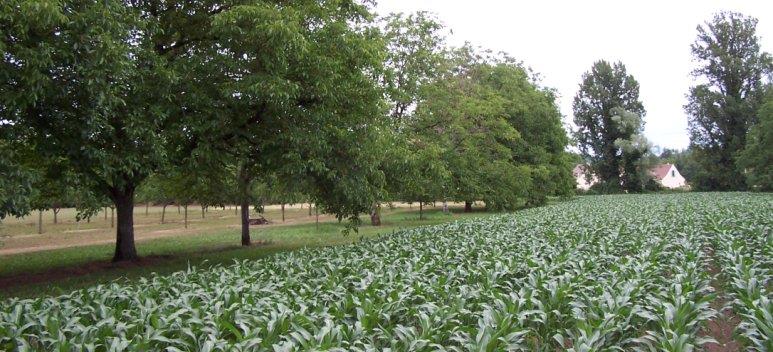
104;207;108;220
315;206;319;230
420;202;424;220
53;208;58;224
111;187;138;262
370;203;381;226
235;205;238;215
177;204;181;214
161;204;167;224
237;163;254;246
37;210;43;234
184;205;188;228
464;201;473;213
240;199;250;246
309;203;313;216
201;205;205;219
110;208;115;228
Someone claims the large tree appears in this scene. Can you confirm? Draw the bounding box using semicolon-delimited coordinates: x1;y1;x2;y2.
179;0;386;245
478;57;575;204
412;47;573;211
572;60;647;192
1;0;176;261
686;11;772;190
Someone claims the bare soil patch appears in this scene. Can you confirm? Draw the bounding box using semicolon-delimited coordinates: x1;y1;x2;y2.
701;248;742;352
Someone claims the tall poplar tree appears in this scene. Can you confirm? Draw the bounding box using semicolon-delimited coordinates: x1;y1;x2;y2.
685;11;772;190
572;60;647;192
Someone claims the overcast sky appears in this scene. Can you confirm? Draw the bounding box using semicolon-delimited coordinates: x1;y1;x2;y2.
375;0;773;151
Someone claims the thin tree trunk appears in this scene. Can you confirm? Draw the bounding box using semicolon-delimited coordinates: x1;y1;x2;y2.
420;202;424;220
37;210;43;234
201;205;205;219
111;187;138;262
370;203;381;226
315;205;319;230
104;207;108;220
184;205;188;229
309;203;313;216
241;199;250;246
235;205;238;216
110;208;115;228
464;201;473;213
53;208;58;224
281;204;285;222
237;163;254;246
161;204;167;224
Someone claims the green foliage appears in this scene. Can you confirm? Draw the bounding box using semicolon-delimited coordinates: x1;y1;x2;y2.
1;193;770;350
185;0;387;226
686;11;773;191
0;143;32;220
411;47;571;210
738;88;773;191
1;0;176;259
573;60;648;193
381;11;447;121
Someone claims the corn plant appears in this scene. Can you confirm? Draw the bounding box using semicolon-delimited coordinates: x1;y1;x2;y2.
0;193;770;351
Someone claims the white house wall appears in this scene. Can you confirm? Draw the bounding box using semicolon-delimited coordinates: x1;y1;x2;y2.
659;165;686;189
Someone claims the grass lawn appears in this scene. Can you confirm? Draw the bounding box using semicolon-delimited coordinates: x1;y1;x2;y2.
0;206;494;299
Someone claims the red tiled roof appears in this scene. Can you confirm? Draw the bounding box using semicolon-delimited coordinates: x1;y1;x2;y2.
650;164;673;180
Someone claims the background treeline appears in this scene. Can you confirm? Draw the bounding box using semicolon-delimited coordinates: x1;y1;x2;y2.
0;3;572;261
572;11;771;193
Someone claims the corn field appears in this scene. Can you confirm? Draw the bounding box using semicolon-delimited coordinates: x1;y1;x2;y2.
1;193;771;351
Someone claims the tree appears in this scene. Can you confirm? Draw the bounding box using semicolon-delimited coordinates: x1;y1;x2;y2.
396;143;450;220
179;1;386;245
365;11;448;225
573;60;648;192
686;11;773;190
413;47;529;211
382;11;446;122
738;88;773;190
477;57;575;204
1;0;176;261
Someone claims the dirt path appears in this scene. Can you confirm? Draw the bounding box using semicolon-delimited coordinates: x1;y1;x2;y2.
702;247;741;352
0;213;339;256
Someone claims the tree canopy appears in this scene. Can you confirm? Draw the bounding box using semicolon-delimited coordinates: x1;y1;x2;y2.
686;11;773;190
572;60;649;193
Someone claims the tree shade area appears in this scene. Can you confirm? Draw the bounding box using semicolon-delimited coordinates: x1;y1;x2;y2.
0;1;574;261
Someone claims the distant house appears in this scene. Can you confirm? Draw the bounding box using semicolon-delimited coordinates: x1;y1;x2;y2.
649;163;686;189
573;164;598;190
573;163;687;190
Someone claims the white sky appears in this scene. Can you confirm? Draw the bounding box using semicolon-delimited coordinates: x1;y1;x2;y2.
375;0;773;151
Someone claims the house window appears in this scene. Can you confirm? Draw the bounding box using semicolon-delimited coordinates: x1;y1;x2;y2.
671;170;675;177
